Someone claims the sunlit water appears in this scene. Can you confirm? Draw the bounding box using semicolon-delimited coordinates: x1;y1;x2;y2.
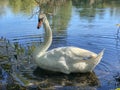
0;0;120;90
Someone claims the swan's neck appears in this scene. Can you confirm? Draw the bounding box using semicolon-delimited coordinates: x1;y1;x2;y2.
36;18;52;58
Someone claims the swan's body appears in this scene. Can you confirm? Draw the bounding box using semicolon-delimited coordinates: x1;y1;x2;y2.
34;13;104;74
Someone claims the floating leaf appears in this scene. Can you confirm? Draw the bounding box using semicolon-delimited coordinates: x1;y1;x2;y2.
115;88;120;90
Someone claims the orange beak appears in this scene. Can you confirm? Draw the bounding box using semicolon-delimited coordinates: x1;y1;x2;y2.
37;19;43;29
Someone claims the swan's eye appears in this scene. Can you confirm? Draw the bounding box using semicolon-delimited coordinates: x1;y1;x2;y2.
38;19;40;22
38;18;43;22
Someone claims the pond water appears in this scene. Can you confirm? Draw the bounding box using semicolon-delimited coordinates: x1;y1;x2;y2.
0;0;120;90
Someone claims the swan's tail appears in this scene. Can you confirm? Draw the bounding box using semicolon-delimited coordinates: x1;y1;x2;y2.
93;49;105;65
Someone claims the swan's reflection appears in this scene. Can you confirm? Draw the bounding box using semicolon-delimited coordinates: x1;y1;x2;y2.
27;67;100;89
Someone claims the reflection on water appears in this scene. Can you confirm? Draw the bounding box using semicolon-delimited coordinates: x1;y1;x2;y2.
9;0;36;15
33;68;100;89
0;0;120;90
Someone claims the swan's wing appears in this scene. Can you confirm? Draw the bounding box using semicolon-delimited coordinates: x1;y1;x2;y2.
40;47;98;73
46;47;97;62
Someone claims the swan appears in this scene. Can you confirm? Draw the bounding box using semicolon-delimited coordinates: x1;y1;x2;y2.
34;13;104;74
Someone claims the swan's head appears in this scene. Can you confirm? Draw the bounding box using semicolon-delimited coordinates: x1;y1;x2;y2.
37;13;46;29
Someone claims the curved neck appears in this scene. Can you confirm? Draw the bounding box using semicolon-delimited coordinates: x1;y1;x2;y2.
36;18;52;58
43;18;52;52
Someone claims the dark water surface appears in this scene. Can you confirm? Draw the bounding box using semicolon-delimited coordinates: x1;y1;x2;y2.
0;0;120;90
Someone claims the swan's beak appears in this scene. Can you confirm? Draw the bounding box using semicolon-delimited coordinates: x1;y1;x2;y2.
37;19;43;29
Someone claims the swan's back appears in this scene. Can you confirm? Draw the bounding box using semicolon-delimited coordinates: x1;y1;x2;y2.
46;46;97;60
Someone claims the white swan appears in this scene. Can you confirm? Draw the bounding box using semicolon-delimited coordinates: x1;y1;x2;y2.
34;13;104;74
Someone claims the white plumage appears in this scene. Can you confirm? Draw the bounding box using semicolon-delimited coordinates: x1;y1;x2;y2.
34;13;104;74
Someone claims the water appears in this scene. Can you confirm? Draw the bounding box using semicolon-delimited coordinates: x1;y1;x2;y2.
0;0;120;90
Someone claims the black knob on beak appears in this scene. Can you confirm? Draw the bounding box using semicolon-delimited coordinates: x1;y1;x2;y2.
37;26;40;29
